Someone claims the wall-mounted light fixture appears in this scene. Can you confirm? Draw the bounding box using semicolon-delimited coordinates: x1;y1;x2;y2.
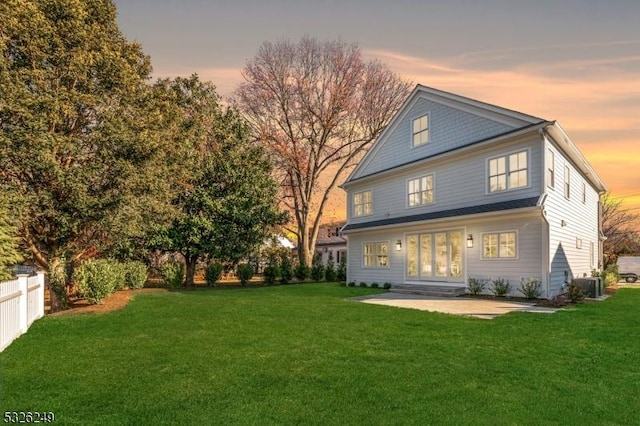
396;239;402;251
466;234;474;248
323;247;328;253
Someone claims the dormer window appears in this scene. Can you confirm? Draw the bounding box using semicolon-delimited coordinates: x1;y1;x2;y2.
412;114;429;147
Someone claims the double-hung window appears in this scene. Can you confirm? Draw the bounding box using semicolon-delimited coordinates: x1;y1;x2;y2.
564;166;571;199
482;231;517;259
547;149;555;188
412;114;429;147
353;190;372;217
408;174;434;207
363;242;389;267
488;150;528;193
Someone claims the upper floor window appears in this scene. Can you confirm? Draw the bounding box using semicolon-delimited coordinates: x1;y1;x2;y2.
482;231;517;259
408;174;434;207
488;150;528;193
547;149;555;188
582;182;586;204
353;190;372;217
412;114;429;147
564;166;571;199
363;241;389;268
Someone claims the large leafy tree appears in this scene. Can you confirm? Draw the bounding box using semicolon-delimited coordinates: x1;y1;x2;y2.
152;76;286;286
0;192;23;281
0;0;175;273
233;37;412;265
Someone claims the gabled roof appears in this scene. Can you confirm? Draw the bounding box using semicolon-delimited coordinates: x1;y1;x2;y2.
343;121;550;186
545;122;607;193
344;85;545;185
342;197;540;233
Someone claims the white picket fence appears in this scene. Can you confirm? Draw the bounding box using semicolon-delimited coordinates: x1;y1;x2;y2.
0;271;45;352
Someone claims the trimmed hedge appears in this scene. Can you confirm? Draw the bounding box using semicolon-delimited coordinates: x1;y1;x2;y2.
74;259;125;304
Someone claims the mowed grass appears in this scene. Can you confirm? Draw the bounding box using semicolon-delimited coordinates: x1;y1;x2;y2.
1;284;640;425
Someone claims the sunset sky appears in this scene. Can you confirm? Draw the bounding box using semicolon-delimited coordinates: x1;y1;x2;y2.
114;0;640;220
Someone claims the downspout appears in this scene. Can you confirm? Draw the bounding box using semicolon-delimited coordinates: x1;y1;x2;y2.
540;198;551;299
539;127;551;299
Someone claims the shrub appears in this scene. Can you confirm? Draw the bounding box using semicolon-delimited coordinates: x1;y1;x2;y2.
383;282;392;289
294;261;310;281
518;277;542;299
490;278;511;297
347;281;356;287
75;259;124;304
205;262;224;287
567;280;585;303
49;261;69;309
467;277;488;296
123;261;148;289
311;254;325;282
359;282;367;288
110;262;127;291
280;254;293;284
371;282;379;288
336;258;347;282
602;263;619;287
325;252;337;282
263;264;279;285
160;261;184;288
236;263;254;286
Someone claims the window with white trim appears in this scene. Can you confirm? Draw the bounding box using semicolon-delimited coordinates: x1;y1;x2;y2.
582;182;586;204
412;114;429;147
353;190;372;217
488;150;528;193
564;166;571;199
547;149;555;188
482;232;517;259
408;174;434;207
363;242;389;268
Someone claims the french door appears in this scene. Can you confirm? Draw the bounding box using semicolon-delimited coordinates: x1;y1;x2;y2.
406;229;464;282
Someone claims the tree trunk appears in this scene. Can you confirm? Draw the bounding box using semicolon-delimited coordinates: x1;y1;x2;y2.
184;254;198;287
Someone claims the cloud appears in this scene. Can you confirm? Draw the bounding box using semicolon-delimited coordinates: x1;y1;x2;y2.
364;47;640;212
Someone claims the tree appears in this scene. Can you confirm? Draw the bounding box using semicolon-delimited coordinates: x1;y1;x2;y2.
601;192;640;266
151;76;286;287
0;192;23;281
233;37;412;265
0;0;175;276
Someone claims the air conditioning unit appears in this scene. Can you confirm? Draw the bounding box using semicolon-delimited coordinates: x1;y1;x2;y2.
572;277;603;298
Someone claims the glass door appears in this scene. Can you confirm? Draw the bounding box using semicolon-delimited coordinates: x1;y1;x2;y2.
406;229;464;282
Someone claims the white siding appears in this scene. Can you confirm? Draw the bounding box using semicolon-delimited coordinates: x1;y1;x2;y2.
352;96;519;180
346;136;543;225
465;215;544;297
346;212;545;297
543;139;601;297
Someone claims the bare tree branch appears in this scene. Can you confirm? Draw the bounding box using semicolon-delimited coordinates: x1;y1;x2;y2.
233;37;411;265
601;192;640;265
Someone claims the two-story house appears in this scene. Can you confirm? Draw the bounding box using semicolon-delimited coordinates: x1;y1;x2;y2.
314;221;347;267
340;85;607;299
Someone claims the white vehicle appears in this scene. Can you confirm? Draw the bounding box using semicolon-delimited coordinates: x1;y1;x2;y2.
617;256;640;283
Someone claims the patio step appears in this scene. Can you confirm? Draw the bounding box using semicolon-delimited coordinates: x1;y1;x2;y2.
390;283;466;298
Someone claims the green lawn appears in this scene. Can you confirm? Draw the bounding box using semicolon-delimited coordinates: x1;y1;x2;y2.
1;284;639;425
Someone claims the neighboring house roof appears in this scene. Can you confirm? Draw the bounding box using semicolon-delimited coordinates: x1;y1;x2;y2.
316;221;347;246
342;197;540;232
277;236;295;249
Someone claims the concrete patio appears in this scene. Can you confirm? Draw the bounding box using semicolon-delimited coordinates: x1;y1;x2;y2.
351;292;559;319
